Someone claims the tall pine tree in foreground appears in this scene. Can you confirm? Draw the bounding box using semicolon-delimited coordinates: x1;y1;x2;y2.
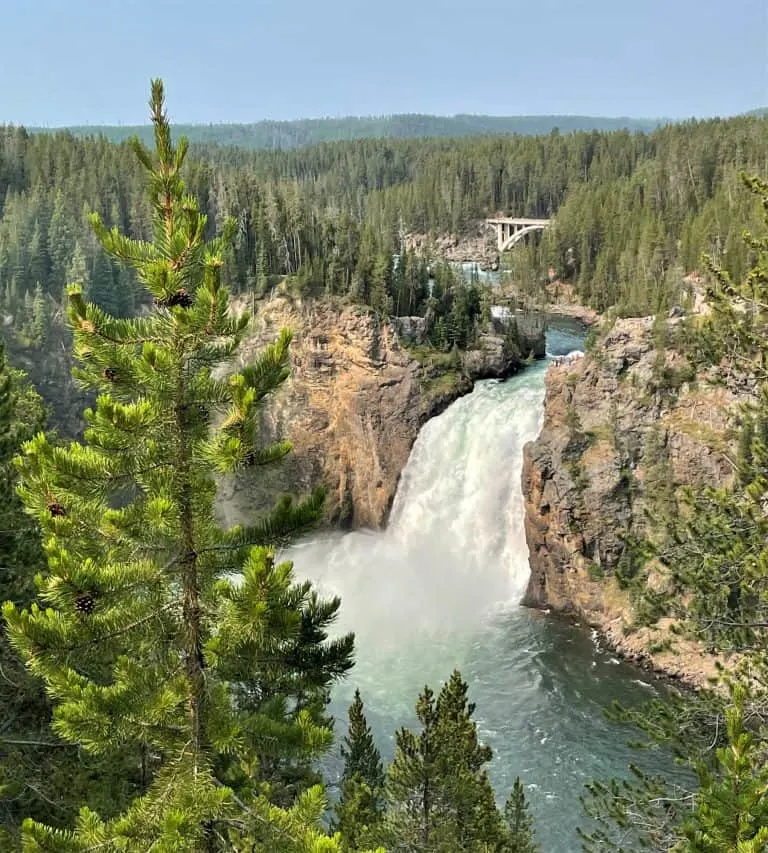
4;81;356;852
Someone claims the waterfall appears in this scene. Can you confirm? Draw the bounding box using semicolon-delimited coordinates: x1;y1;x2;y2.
285;365;549;684
387;373;546;603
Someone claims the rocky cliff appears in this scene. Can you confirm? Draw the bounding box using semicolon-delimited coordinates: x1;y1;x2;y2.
218;295;544;530
522;315;749;685
404;221;499;268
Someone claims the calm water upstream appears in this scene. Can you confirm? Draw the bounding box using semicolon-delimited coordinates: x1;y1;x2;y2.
285;319;670;850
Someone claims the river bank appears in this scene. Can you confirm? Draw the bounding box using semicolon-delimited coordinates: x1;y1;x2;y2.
537;279;601;325
591;614;727;691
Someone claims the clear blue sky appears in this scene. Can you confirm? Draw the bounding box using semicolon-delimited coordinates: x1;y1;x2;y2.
3;0;767;125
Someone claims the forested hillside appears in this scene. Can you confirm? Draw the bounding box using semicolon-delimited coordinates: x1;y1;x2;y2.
30;112;662;149
579;172;768;853
1;114;766;346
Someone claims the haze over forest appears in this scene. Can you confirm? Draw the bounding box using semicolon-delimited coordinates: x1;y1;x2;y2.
27;114;668;150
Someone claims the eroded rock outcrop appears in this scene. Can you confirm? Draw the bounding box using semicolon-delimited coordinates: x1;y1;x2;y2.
522;315;750;685
218;295;543;530
404;222;498;268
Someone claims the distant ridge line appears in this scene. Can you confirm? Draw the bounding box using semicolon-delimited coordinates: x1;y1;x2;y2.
21;110;765;151
25;113;667;150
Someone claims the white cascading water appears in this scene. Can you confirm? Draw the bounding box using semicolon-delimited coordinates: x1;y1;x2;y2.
387;375;544;608
284;367;548;715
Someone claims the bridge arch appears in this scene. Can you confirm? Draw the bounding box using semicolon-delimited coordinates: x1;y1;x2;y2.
486;217;552;252
499;223;549;252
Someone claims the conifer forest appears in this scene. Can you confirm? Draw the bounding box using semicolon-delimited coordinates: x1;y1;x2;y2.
0;75;767;851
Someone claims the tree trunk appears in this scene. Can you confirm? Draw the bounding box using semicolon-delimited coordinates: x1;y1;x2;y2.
175;362;205;768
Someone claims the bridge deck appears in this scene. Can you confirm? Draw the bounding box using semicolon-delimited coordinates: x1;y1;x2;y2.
486;217;551;226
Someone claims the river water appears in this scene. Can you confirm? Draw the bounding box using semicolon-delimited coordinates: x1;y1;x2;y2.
285;319;668;850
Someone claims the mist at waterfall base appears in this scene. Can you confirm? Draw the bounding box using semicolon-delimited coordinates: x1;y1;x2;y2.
284;319;669;850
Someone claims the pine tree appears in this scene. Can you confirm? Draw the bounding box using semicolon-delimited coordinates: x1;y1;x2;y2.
85;246;118;315
333;690;384;850
3;80;352;851
256;244;270;297
384;670;509;852
0;347;142;845
64;241;89;305
26;223;47;295
341;691;384;788
679;687;768;852
384;683;440;850
0;347;46;595
216;584;355;807
368;253;391;316
504;778;538;853
0;344;50;842
30;282;49;346
580;684;768;853
48;190;74;294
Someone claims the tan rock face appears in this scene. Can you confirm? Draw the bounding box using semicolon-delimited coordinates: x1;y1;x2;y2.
521;315;748;685
218;296;538;530
404;221;498;266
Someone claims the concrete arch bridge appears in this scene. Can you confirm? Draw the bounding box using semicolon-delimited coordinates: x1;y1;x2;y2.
486;217;552;252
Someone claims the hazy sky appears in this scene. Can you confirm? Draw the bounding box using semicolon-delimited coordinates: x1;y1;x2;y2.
3;0;767;125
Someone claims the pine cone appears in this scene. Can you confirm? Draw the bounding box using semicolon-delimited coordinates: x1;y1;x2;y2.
47;501;67;518
74;592;96;616
169;289;194;308
103;367;119;382
157;289;195;309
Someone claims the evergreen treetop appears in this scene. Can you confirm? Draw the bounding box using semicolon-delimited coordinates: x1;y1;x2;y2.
504;778;538;853
333;690;385;852
340;690;384;789
384;669;519;852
